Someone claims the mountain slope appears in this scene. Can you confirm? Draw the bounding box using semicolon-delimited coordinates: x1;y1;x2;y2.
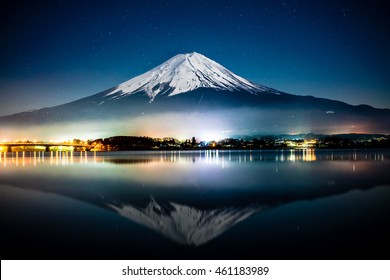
0;52;389;136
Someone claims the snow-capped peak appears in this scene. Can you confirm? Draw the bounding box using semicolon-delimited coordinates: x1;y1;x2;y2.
106;52;271;101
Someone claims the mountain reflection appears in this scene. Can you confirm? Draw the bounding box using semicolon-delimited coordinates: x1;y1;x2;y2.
108;198;269;246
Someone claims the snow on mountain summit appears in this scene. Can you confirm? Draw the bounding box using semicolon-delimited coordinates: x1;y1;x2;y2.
106;52;271;101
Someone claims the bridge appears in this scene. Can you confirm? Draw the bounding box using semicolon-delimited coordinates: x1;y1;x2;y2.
0;142;92;153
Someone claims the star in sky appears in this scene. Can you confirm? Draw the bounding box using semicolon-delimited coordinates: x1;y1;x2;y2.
0;0;389;116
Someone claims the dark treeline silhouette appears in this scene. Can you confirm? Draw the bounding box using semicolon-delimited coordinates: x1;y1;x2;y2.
88;134;390;151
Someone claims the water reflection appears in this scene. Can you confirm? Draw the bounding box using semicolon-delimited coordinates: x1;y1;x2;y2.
0;149;389;168
1;149;389;248
109;198;266;246
0;151;92;166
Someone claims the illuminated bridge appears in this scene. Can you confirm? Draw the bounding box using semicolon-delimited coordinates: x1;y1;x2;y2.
0;142;92;153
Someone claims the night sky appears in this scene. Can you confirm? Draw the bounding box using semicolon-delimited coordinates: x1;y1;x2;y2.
1;0;389;116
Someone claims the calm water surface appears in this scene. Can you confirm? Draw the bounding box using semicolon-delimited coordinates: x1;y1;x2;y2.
1;149;389;259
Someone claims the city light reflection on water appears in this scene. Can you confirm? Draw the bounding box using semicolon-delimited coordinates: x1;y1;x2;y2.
0;149;388;168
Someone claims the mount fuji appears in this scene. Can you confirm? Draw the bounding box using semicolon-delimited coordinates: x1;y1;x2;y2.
106;52;272;100
1;52;389;138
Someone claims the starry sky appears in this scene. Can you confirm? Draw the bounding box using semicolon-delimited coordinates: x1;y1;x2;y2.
0;0;389;116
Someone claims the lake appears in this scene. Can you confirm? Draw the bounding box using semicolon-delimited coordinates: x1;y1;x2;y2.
1;149;389;259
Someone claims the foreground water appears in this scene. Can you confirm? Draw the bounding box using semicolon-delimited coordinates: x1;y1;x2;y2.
1;149;389;259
